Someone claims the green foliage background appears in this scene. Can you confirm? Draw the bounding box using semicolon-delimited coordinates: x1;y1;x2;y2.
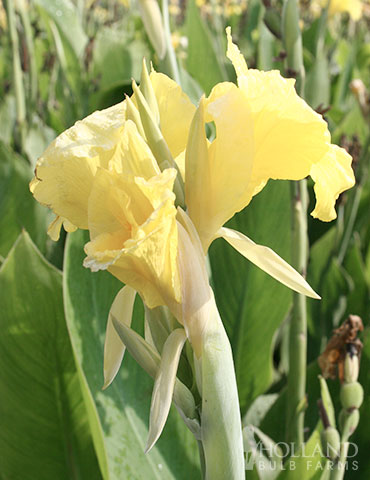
0;0;369;479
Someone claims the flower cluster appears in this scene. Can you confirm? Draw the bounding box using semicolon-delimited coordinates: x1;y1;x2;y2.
30;29;355;456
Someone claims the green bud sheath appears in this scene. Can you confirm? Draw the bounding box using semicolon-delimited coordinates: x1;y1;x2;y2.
340;382;364;410
339;408;360;442
320;427;341;461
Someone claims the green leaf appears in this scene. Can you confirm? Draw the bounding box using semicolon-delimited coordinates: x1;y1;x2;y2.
33;0;87;58
0;232;100;479
343;242;370;323
0;141;51;260
209;180;292;412
306;228;351;361
63;230;200;480
185;0;225;94
92;27;149;91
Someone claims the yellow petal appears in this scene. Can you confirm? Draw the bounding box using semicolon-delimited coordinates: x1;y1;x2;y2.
30;101;126;232
225;26;249;88
218;227;321;299
84;168;181;309
150;71;196;159
146;328;187;453
103;285;137;390
310;145;355;222
189;30;355;246
109;120;160;179
187;87;254;251
174;209;213;357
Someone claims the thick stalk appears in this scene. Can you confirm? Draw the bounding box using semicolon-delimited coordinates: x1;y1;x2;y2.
4;0;27;150
286;180;308;446
282;0;308;447
199;303;245;480
329;442;349;480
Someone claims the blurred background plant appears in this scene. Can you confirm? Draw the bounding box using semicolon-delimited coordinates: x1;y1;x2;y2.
0;0;369;479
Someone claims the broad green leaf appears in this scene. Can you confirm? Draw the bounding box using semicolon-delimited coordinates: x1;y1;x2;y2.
0;232;100;479
0;141;52;260
63;230;200;480
306;228;351;361
93;27;149;90
185;0;225;94
33;0;87;58
209;180;292;412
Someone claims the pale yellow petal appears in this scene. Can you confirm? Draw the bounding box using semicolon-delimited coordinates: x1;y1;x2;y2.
226;26;249;89
112;316;198;430
103;285;137;389
150;71;196;159
146;328;187;453
109;120;160;179
47;216;64;241
218;227;320;299
174;210;213;357
174;150;185;182
188;86;254;251
30;101;126;230
84;168;180;308
191;34;353;248
310;145;355;222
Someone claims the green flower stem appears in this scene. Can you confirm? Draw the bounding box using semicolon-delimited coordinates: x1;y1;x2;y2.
199;305;244;480
4;0;27;151
286;180;308;446
282;0;308;447
197;439;207;479
161;0;181;84
329;442;349;480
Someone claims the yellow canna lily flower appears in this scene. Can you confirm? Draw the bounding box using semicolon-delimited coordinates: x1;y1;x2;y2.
185;29;355;294
30;70;195;241
83;165;181;309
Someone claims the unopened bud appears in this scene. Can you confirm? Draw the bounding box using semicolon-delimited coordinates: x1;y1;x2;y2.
132;80;185;207
125;95;146;140
340;381;364;410
320;427;341;460
138;0;166;60
339;408;360;441
140;59;160;125
344;353;359;383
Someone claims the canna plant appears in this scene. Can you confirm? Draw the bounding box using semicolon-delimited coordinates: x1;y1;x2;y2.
30;29;355;480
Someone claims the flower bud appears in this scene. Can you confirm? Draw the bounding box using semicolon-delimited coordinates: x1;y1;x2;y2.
320;427;341;460
339;408;360;441
340;381;364;410
138;0;166;60
344;353;359;383
125;95;146;140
